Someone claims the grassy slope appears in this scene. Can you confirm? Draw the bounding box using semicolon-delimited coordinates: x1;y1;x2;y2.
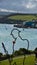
8;15;37;21
0;55;35;65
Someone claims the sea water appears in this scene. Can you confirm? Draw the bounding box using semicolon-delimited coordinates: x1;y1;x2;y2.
0;24;37;54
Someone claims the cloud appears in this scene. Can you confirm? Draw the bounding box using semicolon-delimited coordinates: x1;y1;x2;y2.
21;0;37;9
0;8;17;13
35;0;37;1
0;8;25;13
0;0;3;2
26;2;36;9
0;0;37;13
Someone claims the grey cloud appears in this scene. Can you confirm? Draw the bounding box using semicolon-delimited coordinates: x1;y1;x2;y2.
0;0;37;13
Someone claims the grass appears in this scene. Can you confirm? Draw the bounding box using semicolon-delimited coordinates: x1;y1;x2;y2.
0;55;35;65
8;15;37;21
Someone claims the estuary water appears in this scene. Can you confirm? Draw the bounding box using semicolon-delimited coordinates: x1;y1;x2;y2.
0;24;37;54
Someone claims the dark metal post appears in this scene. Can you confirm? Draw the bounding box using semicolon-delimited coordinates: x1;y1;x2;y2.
13;40;15;54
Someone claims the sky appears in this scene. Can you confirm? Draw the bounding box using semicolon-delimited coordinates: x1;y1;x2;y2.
0;0;37;13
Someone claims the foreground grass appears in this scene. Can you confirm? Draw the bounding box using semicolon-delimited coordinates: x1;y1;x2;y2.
8;15;37;21
0;55;35;65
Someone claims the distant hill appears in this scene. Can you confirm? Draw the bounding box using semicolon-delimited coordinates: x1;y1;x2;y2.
0;11;37;16
0;12;11;16
0;12;37;24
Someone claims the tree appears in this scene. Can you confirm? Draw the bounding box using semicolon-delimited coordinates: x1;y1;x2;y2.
0;53;3;57
34;47;37;59
35;48;37;51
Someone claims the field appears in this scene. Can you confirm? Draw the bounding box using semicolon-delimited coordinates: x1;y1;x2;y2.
0;55;35;65
8;14;37;21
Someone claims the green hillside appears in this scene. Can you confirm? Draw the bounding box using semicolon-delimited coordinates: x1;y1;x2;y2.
8;14;37;21
0;55;35;65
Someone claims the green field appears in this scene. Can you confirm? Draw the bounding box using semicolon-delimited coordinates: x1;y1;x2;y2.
0;55;36;65
9;15;37;21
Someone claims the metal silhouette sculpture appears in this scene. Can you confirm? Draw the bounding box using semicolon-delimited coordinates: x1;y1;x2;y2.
18;31;29;50
10;28;29;65
10;28;21;41
2;42;12;65
0;28;29;65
